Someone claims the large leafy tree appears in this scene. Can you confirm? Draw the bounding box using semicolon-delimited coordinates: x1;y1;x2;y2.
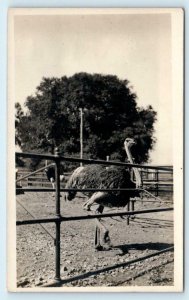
15;72;157;164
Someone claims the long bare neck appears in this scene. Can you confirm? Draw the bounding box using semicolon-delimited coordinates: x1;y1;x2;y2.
124;142;142;188
125;144;134;164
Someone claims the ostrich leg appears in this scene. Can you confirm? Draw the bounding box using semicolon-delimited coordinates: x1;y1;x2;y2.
95;216;111;250
50;178;55;189
95;204;111;250
95;205;105;250
50;178;55;197
83;193;112;250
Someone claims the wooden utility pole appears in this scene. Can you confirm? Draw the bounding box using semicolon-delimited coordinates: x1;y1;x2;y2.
79;108;83;166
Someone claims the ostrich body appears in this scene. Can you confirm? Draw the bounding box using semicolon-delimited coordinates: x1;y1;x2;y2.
65;138;141;250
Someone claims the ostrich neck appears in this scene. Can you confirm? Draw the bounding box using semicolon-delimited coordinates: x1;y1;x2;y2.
125;144;142;188
125;145;134;164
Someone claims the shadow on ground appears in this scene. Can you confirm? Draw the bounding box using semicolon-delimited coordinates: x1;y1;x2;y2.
115;242;174;255
43;243;174;287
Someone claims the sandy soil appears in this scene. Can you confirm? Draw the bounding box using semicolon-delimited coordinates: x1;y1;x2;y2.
16;191;174;288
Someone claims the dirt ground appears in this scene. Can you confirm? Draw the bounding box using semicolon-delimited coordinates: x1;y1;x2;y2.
16;191;174;288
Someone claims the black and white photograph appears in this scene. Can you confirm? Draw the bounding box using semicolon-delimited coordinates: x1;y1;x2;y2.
7;8;183;292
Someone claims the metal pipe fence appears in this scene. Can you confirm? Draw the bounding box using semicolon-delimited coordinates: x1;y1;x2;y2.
16;207;173;226
16;151;173;171
16;149;174;285
43;246;174;287
16;188;173;194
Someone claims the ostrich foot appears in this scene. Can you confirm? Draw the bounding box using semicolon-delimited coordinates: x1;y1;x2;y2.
95;245;104;251
95;244;112;251
103;231;112;246
102;244;113;251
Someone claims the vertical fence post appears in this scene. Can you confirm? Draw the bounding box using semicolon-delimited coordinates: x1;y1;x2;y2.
80;108;83;167
131;199;135;220
127;201;130;225
140;169;143;183
131;199;135;212
156;170;159;197
54;147;61;282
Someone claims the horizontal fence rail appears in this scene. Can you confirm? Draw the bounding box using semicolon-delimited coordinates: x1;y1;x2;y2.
16;187;173;193
16;187;144;192
16;152;173;171
16;207;173;226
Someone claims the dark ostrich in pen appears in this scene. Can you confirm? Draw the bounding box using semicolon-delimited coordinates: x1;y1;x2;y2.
64;138;142;250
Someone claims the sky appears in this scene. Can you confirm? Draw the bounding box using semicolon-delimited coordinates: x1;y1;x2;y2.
14;11;172;165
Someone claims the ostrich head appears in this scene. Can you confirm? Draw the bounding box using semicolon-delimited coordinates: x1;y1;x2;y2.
124;138;136;149
64;166;84;201
64;189;77;201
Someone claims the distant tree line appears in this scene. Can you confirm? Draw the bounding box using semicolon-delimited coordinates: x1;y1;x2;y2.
15;72;157;168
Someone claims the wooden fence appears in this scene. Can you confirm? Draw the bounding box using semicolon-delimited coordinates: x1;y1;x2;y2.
16;166;173;195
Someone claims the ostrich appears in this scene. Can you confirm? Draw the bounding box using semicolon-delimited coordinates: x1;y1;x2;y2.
45;165;64;190
64;138;142;250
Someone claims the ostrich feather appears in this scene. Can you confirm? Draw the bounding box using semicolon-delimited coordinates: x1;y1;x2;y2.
66;164;139;207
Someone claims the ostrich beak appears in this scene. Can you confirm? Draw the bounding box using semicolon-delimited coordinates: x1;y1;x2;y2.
124;138;136;147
